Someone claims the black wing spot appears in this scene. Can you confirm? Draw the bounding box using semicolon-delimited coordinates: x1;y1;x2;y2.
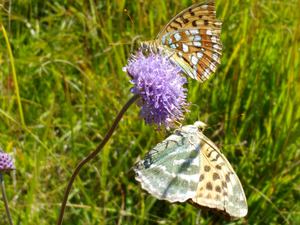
199;174;205;181
215;185;222;193
143;157;153;169
180;15;189;24
169;25;178;31
213;172;220;180
206;182;213;190
211;154;220;162
189;8;195;16
204;165;211;172
173;20;183;28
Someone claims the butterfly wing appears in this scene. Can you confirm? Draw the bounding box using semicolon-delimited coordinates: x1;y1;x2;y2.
156;1;222;82
134;121;247;218
156;1;220;38
191;132;248;218
134;125;202;202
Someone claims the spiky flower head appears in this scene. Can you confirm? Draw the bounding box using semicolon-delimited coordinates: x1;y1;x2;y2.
0;151;15;173
123;51;189;128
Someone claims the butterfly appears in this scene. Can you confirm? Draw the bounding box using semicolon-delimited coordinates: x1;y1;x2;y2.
141;0;222;82
134;121;248;218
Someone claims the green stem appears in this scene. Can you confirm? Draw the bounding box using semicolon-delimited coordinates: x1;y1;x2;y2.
0;173;14;225
56;95;139;225
1;25;26;128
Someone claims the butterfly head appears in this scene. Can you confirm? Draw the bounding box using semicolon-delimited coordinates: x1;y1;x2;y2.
178;121;207;134
140;41;151;50
193;121;207;131
140;40;164;55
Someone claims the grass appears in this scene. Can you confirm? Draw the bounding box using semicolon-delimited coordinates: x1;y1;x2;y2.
0;0;299;224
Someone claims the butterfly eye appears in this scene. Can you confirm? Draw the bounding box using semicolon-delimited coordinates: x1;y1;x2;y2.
140;42;146;49
140;44;151;56
141;42;149;51
198;126;205;133
194;121;207;132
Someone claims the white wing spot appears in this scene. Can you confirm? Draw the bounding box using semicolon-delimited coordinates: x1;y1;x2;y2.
194;35;202;41
170;44;176;49
212;53;219;61
197;52;203;59
203;69;210;78
156;165;168;172
177;173;199;182
173;159;185;165
191;55;199;65
211;36;217;43
213;44;221;50
185;30;191;35
173;157;198;166
190;29;199;35
206;30;212;35
170;172;177;178
192;69;197;79
193;41;201;47
162;36;166;44
174;33;181;41
182;44;189;52
205;69;211;76
209;63;216;71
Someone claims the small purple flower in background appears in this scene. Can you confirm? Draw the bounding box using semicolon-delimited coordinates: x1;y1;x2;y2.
0;151;15;173
123;51;189;128
0;150;14;225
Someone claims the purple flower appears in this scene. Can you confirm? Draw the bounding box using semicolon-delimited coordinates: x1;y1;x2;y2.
123;51;189;128
0;151;15;173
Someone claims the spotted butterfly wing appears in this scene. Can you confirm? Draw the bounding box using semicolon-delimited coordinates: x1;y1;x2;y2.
191;129;248;218
134;121;247;218
141;0;222;82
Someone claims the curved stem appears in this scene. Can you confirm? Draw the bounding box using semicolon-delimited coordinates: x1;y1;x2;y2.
56;95;139;225
0;173;14;225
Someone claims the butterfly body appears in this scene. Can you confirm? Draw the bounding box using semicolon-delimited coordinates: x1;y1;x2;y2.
140;1;222;82
134;121;248;218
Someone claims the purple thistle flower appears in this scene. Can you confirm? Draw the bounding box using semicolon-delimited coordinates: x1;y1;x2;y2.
0;151;15;173
123;51;189;128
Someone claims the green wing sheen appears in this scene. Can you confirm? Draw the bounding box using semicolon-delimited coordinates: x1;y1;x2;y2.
134;125;202;202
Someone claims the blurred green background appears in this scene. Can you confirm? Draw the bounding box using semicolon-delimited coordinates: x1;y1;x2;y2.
0;0;299;224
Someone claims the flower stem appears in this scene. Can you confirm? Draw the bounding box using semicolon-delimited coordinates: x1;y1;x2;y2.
56;95;139;225
0;173;14;225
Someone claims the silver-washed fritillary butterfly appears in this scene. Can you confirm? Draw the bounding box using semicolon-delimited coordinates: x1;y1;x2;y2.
134;121;248;218
141;0;222;82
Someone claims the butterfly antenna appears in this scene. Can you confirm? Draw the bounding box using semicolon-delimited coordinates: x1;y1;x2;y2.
130;35;143;52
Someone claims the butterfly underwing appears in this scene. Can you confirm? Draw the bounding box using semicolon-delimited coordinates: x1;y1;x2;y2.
141;0;222;82
134;121;248;218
